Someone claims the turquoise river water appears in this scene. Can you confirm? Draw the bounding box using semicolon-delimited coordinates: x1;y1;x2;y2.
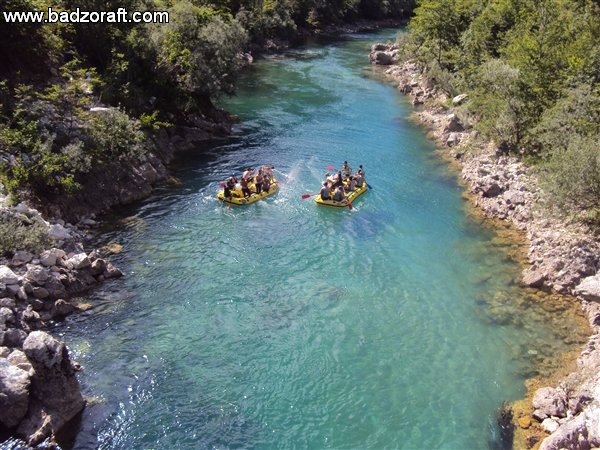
36;30;585;449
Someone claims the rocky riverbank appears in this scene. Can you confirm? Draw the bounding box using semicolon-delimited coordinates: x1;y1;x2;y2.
370;43;600;449
0;198;125;446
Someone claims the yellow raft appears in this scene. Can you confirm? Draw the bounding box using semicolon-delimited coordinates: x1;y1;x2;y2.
217;178;278;205
314;181;368;208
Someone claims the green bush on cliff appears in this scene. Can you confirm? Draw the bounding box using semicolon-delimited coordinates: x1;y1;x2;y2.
0;62;146;200
87;108;146;162
404;0;600;216
537;86;600;217
0;214;52;257
147;3;248;103
539;137;600;216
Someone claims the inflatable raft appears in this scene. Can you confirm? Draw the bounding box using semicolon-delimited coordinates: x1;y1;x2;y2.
314;181;368;208
217;178;278;205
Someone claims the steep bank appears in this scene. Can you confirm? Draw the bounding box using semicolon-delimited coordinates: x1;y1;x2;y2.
370;44;600;449
0;199;124;446
22;109;234;223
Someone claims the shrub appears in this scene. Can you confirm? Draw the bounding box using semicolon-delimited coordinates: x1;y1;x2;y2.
87;108;146;162
0;214;52;256
538;136;600;213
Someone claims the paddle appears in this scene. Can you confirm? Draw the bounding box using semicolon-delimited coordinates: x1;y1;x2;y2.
220;183;226;188
347;201;353;210
367;183;372;189
326;165;335;171
302;193;316;199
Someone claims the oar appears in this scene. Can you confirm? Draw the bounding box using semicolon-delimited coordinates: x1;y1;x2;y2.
366;182;372;189
302;193;317;199
326;165;335;171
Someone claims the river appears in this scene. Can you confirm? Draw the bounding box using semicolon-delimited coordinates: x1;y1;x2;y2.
50;29;585;449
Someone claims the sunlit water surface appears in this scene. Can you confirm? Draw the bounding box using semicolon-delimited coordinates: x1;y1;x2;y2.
22;30;586;450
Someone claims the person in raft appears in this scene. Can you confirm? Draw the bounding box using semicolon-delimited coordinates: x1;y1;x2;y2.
254;168;264;194
224;177;238;198
342;160;352;179
354;169;365;188
333;171;344;188
357;164;365;177
239;178;252;197
261;175;271;193
320;182;332;200
332;185;345;202
242;168;255;182
344;176;356;192
262;166;274;178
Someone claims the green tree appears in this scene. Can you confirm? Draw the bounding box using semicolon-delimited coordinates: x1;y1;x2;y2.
147;2;248;108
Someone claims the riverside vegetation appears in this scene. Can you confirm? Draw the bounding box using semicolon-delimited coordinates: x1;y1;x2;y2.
368;0;600;448
400;0;600;225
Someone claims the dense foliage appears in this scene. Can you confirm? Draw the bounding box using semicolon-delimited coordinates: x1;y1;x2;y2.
1;0;413;204
0;213;52;256
403;0;600;220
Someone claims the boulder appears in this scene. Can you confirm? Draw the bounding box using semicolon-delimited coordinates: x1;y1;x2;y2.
371;43;389;51
13;203;40;218
504;190;526;206
32;287;49;299
25;264;50;285
0;297;16;308
20;331;85;445
370;51;395;65
43;275;67;299
533;386;567;420
0;265;19;285
7;349;33;372
446;132;461;147
21;305;42;331
11;251;34;266
5;284;20;297
539;412;595;450
52;300;74;318
15;286;28;301
574;274;600;301
445;114;464;132
452;93;468;105
39;248;66;268
74;269;96;287
0;307;15;326
541;418;560;433
47;224;71;241
0;358;31;428
3;328;28;348
482;181;503;197
103;263;123;279
66;253;90;270
522;268;546;288
90;258;107;276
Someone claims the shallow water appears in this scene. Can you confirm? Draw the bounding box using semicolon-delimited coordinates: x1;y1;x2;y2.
37;30;587;449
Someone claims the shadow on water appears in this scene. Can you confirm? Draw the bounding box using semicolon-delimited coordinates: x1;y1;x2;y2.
488;402;514;450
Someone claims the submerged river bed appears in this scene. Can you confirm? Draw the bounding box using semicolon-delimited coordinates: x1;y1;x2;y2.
50;30;587;449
